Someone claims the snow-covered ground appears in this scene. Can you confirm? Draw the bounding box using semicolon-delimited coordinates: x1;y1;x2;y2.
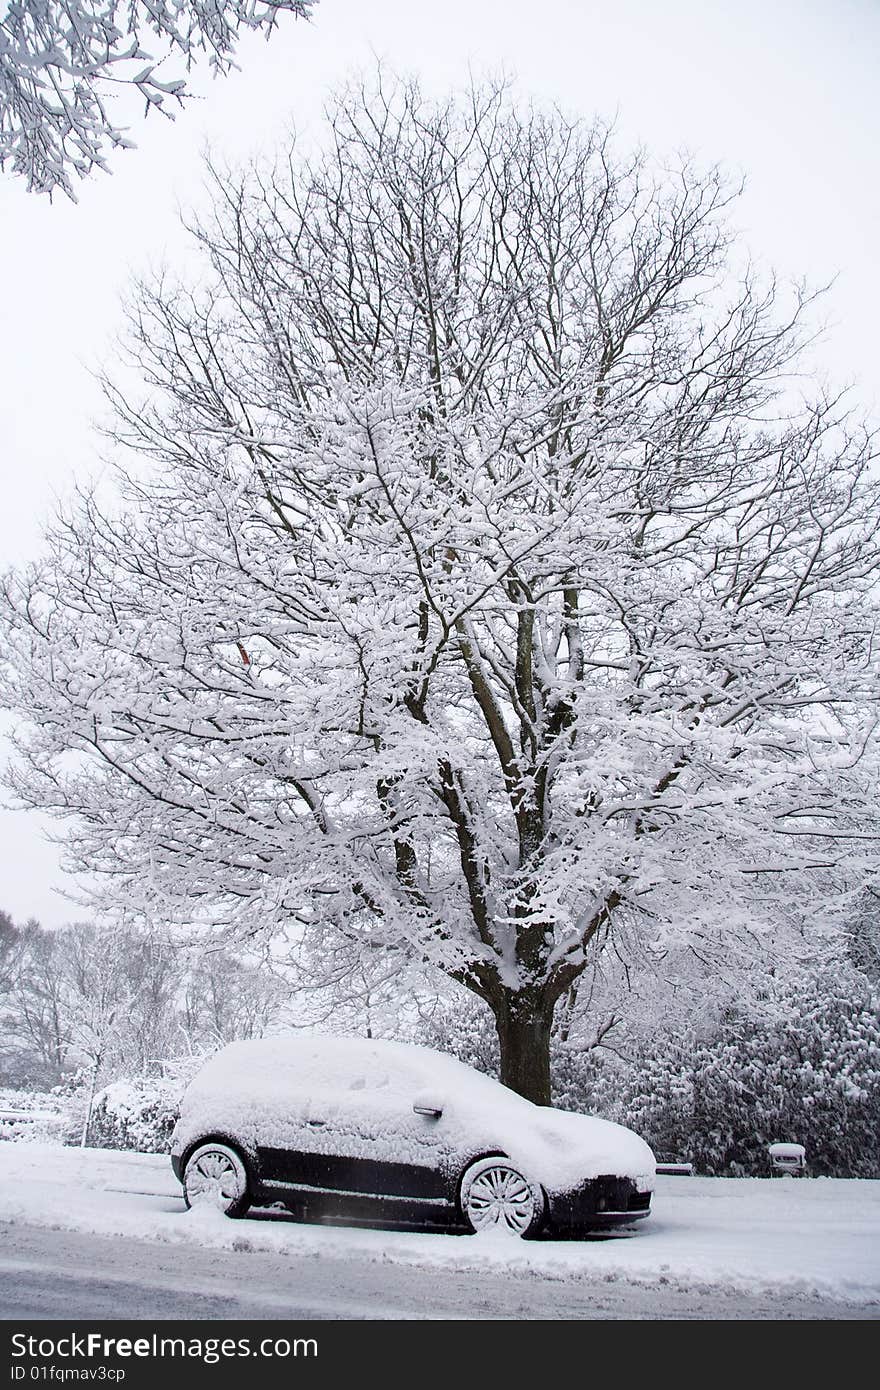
0;1142;877;1309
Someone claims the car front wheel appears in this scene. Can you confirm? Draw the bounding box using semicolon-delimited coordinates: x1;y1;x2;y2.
460;1157;544;1237
183;1142;250;1218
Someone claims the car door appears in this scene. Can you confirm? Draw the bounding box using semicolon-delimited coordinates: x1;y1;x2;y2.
295;1058;461;1215
251;1069;325;1190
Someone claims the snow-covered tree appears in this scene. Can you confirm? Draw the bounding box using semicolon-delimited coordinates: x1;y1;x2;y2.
2;921;70;1082
1;916;291;1084
179;947;290;1047
1;921;163;1084
2;76;880;1103
0;908;18;995
845;886;880;986
0;0;315;196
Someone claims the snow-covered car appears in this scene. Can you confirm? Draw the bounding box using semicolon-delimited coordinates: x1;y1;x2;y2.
170;1034;655;1237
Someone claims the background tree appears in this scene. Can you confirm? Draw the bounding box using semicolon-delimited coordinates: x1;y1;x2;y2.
0;907;18;996
1;919;176;1084
2;921;70;1083
179;948;289;1047
845;886;880;986
0;0;315;197
0;915;291;1086
2;76;880;1103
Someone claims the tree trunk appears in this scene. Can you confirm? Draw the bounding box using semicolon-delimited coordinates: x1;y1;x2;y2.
494;991;554;1106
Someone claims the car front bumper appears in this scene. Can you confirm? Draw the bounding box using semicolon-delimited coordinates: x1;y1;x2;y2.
547;1175;652;1232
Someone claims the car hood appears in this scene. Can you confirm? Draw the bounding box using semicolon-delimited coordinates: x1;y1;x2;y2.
493;1106;656;1194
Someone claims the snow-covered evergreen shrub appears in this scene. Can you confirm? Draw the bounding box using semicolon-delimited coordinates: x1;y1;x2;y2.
548;1046;620;1117
411;992;500;1076
613;980;880;1176
87;1078;183;1153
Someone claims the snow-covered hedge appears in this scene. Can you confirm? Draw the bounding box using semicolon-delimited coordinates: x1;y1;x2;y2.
87;1078;183;1154
611;982;880;1177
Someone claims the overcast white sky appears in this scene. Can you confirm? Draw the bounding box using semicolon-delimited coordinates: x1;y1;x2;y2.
1;0;878;927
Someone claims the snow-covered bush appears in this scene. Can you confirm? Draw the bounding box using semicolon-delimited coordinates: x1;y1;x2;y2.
411;992;500;1077
87;1077;184;1153
611;979;880;1176
550;1045;623;1119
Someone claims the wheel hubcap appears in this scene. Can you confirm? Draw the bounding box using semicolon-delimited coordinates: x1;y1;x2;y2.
186;1152;242;1208
466;1166;535;1233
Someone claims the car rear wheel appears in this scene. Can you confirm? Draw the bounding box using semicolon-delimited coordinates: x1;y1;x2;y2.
183;1142;250;1218
460;1157;544;1237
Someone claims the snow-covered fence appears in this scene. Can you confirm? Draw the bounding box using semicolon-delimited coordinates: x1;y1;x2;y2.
0;1108;60;1122
0;1106;66;1143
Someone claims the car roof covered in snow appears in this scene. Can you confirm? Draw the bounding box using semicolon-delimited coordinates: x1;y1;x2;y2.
187;1032;519;1104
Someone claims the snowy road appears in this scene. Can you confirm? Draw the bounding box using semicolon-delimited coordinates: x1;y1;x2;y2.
0;1144;878;1319
1;1222;876;1320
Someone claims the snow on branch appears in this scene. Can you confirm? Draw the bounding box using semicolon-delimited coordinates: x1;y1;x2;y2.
0;0;315;197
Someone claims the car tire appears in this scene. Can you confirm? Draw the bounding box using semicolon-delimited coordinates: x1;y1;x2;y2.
460;1157;544;1237
183;1142;251;1218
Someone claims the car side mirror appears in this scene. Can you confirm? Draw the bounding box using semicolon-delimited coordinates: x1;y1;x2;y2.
413;1098;443;1119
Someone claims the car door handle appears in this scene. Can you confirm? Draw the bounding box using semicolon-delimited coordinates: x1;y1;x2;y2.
307;1118;327;1126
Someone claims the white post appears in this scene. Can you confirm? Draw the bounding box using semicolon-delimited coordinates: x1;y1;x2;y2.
80;1055;100;1148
